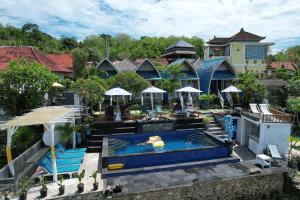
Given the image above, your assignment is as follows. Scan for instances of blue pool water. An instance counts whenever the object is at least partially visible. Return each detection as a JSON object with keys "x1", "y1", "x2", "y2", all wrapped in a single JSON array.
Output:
[{"x1": 110, "y1": 131, "x2": 219, "y2": 156}]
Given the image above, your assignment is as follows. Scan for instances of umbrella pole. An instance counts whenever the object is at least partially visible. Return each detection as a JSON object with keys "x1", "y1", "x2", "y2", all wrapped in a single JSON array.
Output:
[{"x1": 151, "y1": 92, "x2": 154, "y2": 112}]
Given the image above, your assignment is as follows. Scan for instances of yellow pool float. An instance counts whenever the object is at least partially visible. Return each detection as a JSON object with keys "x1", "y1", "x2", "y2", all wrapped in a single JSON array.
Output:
[
  {"x1": 108, "y1": 163, "x2": 124, "y2": 170},
  {"x1": 153, "y1": 140, "x2": 165, "y2": 147}
]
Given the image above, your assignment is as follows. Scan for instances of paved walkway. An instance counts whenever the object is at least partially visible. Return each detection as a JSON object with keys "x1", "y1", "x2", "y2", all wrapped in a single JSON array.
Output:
[
  {"x1": 23, "y1": 153, "x2": 103, "y2": 200},
  {"x1": 106, "y1": 160, "x2": 290, "y2": 194}
]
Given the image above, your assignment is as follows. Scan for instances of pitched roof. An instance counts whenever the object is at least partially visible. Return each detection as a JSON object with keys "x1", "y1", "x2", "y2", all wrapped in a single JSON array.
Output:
[
  {"x1": 114, "y1": 58, "x2": 136, "y2": 72},
  {"x1": 165, "y1": 40, "x2": 195, "y2": 51},
  {"x1": 267, "y1": 61, "x2": 297, "y2": 71},
  {"x1": 0, "y1": 46, "x2": 72, "y2": 73},
  {"x1": 135, "y1": 58, "x2": 169, "y2": 66},
  {"x1": 208, "y1": 28, "x2": 266, "y2": 45},
  {"x1": 46, "y1": 53, "x2": 73, "y2": 72}
]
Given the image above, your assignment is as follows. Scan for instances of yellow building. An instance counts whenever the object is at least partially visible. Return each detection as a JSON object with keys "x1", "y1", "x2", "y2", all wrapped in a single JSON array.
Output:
[{"x1": 204, "y1": 28, "x2": 274, "y2": 74}]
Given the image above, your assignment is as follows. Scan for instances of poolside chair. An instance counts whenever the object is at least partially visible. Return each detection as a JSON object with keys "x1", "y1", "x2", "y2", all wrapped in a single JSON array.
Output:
[
  {"x1": 259, "y1": 104, "x2": 273, "y2": 115},
  {"x1": 47, "y1": 150, "x2": 84, "y2": 160},
  {"x1": 56, "y1": 143, "x2": 86, "y2": 153},
  {"x1": 155, "y1": 105, "x2": 167, "y2": 117},
  {"x1": 140, "y1": 105, "x2": 148, "y2": 116},
  {"x1": 105, "y1": 106, "x2": 114, "y2": 120},
  {"x1": 40, "y1": 156, "x2": 80, "y2": 174},
  {"x1": 249, "y1": 103, "x2": 260, "y2": 114},
  {"x1": 267, "y1": 144, "x2": 284, "y2": 166},
  {"x1": 44, "y1": 154, "x2": 82, "y2": 165}
]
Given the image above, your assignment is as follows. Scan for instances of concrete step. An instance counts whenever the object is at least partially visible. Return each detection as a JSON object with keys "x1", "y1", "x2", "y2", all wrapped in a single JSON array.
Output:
[
  {"x1": 84, "y1": 140, "x2": 102, "y2": 146},
  {"x1": 208, "y1": 127, "x2": 223, "y2": 131},
  {"x1": 86, "y1": 146, "x2": 101, "y2": 153}
]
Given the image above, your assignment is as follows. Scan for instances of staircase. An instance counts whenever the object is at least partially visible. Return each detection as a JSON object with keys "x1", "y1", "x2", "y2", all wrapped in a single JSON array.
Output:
[
  {"x1": 82, "y1": 121, "x2": 137, "y2": 153},
  {"x1": 203, "y1": 114, "x2": 228, "y2": 141}
]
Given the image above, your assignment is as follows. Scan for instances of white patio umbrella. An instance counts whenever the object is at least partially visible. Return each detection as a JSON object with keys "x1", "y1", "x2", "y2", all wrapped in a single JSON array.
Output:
[
  {"x1": 52, "y1": 82, "x2": 64, "y2": 88},
  {"x1": 221, "y1": 85, "x2": 241, "y2": 108},
  {"x1": 176, "y1": 86, "x2": 202, "y2": 108},
  {"x1": 141, "y1": 86, "x2": 166, "y2": 112},
  {"x1": 221, "y1": 85, "x2": 241, "y2": 93},
  {"x1": 105, "y1": 87, "x2": 132, "y2": 121}
]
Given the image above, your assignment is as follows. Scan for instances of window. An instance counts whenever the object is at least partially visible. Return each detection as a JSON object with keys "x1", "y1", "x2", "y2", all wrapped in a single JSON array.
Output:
[
  {"x1": 254, "y1": 60, "x2": 257, "y2": 64},
  {"x1": 245, "y1": 60, "x2": 249, "y2": 64},
  {"x1": 245, "y1": 45, "x2": 267, "y2": 59}
]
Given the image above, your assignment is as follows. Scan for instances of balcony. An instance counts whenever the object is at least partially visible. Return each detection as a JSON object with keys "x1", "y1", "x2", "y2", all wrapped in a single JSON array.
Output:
[{"x1": 242, "y1": 108, "x2": 292, "y2": 124}]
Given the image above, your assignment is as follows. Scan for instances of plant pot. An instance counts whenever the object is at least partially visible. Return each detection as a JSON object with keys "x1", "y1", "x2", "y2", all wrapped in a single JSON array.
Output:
[
  {"x1": 59, "y1": 187, "x2": 65, "y2": 195},
  {"x1": 93, "y1": 182, "x2": 99, "y2": 191},
  {"x1": 40, "y1": 188, "x2": 47, "y2": 198},
  {"x1": 86, "y1": 127, "x2": 92, "y2": 136},
  {"x1": 77, "y1": 183, "x2": 84, "y2": 193},
  {"x1": 19, "y1": 191, "x2": 27, "y2": 200}
]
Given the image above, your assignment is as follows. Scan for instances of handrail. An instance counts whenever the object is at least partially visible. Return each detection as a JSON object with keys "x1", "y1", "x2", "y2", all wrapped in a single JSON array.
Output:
[{"x1": 242, "y1": 109, "x2": 292, "y2": 124}]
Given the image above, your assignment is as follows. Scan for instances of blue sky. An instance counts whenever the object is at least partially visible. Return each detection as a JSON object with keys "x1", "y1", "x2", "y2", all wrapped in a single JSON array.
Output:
[{"x1": 0, "y1": 0, "x2": 300, "y2": 53}]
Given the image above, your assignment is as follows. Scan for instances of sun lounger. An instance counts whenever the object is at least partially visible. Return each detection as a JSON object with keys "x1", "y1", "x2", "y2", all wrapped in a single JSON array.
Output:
[
  {"x1": 249, "y1": 103, "x2": 260, "y2": 114},
  {"x1": 46, "y1": 150, "x2": 84, "y2": 160},
  {"x1": 155, "y1": 105, "x2": 167, "y2": 117},
  {"x1": 40, "y1": 157, "x2": 80, "y2": 174},
  {"x1": 259, "y1": 104, "x2": 273, "y2": 115},
  {"x1": 45, "y1": 154, "x2": 82, "y2": 165},
  {"x1": 56, "y1": 143, "x2": 86, "y2": 153},
  {"x1": 267, "y1": 144, "x2": 284, "y2": 166}
]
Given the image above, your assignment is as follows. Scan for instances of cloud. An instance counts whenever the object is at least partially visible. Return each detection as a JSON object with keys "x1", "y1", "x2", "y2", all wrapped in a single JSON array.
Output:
[{"x1": 0, "y1": 0, "x2": 300, "y2": 52}]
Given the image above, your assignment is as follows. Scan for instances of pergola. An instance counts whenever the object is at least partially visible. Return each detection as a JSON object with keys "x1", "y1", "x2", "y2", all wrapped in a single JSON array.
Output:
[{"x1": 0, "y1": 106, "x2": 81, "y2": 182}]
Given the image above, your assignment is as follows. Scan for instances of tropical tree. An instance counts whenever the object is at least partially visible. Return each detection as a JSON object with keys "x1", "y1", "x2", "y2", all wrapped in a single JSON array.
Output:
[
  {"x1": 0, "y1": 59, "x2": 57, "y2": 115},
  {"x1": 71, "y1": 76, "x2": 107, "y2": 113},
  {"x1": 72, "y1": 48, "x2": 88, "y2": 79},
  {"x1": 157, "y1": 64, "x2": 184, "y2": 99},
  {"x1": 287, "y1": 97, "x2": 300, "y2": 127},
  {"x1": 106, "y1": 71, "x2": 150, "y2": 95},
  {"x1": 235, "y1": 71, "x2": 268, "y2": 107},
  {"x1": 12, "y1": 127, "x2": 36, "y2": 154},
  {"x1": 199, "y1": 94, "x2": 217, "y2": 109}
]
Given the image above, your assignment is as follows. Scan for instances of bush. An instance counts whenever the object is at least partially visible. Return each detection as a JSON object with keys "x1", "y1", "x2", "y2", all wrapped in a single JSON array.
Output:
[{"x1": 12, "y1": 127, "x2": 36, "y2": 156}]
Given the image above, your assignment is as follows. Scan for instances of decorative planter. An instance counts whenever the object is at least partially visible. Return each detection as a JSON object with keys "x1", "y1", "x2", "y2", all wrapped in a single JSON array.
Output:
[
  {"x1": 93, "y1": 182, "x2": 99, "y2": 191},
  {"x1": 19, "y1": 191, "x2": 27, "y2": 200},
  {"x1": 86, "y1": 126, "x2": 92, "y2": 136},
  {"x1": 59, "y1": 187, "x2": 65, "y2": 195},
  {"x1": 77, "y1": 183, "x2": 84, "y2": 193},
  {"x1": 40, "y1": 188, "x2": 47, "y2": 198}
]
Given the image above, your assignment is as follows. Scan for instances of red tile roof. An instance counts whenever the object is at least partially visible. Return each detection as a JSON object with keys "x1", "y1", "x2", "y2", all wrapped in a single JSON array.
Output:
[
  {"x1": 208, "y1": 28, "x2": 266, "y2": 45},
  {"x1": 0, "y1": 46, "x2": 72, "y2": 73},
  {"x1": 268, "y1": 62, "x2": 297, "y2": 71},
  {"x1": 46, "y1": 53, "x2": 73, "y2": 73}
]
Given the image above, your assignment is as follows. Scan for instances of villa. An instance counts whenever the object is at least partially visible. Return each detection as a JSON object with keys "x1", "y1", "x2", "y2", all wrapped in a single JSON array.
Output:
[{"x1": 204, "y1": 28, "x2": 274, "y2": 74}]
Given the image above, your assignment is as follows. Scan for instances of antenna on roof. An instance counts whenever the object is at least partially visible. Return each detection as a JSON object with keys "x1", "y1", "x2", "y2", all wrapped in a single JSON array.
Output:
[{"x1": 105, "y1": 34, "x2": 109, "y2": 59}]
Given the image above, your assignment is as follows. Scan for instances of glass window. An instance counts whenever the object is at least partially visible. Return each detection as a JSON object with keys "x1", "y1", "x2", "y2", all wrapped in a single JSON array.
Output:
[{"x1": 245, "y1": 45, "x2": 267, "y2": 59}]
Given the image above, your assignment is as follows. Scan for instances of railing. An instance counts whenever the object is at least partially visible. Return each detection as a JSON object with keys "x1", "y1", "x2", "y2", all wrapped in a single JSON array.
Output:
[{"x1": 242, "y1": 108, "x2": 292, "y2": 124}]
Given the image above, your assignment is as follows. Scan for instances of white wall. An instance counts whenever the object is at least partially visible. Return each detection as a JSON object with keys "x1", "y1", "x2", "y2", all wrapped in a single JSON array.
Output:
[{"x1": 259, "y1": 123, "x2": 291, "y2": 156}]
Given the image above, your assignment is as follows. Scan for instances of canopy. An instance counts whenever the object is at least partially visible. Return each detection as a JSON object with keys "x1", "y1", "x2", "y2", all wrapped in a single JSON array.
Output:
[
  {"x1": 52, "y1": 82, "x2": 64, "y2": 88},
  {"x1": 141, "y1": 86, "x2": 166, "y2": 94},
  {"x1": 105, "y1": 87, "x2": 132, "y2": 96},
  {"x1": 221, "y1": 85, "x2": 241, "y2": 93},
  {"x1": 176, "y1": 86, "x2": 202, "y2": 93}
]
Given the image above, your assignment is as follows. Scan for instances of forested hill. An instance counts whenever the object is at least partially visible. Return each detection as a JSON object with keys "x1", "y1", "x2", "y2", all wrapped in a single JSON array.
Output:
[{"x1": 0, "y1": 23, "x2": 204, "y2": 62}]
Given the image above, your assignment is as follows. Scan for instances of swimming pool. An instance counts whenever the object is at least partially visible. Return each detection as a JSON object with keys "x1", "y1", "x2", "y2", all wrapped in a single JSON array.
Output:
[
  {"x1": 102, "y1": 130, "x2": 236, "y2": 176},
  {"x1": 110, "y1": 131, "x2": 219, "y2": 156}
]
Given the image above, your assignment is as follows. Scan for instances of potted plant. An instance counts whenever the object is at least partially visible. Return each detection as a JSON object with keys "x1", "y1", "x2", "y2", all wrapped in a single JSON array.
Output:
[
  {"x1": 18, "y1": 176, "x2": 30, "y2": 200},
  {"x1": 76, "y1": 170, "x2": 85, "y2": 193},
  {"x1": 39, "y1": 176, "x2": 47, "y2": 198},
  {"x1": 57, "y1": 175, "x2": 65, "y2": 195},
  {"x1": 90, "y1": 170, "x2": 99, "y2": 190},
  {"x1": 203, "y1": 116, "x2": 212, "y2": 130},
  {"x1": 83, "y1": 117, "x2": 93, "y2": 136}
]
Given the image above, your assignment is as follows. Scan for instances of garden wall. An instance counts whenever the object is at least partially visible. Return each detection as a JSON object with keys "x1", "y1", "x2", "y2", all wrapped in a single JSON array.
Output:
[{"x1": 51, "y1": 171, "x2": 288, "y2": 200}]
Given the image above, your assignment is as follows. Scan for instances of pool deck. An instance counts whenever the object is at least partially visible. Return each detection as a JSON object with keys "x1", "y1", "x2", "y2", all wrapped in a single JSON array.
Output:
[{"x1": 105, "y1": 160, "x2": 291, "y2": 195}]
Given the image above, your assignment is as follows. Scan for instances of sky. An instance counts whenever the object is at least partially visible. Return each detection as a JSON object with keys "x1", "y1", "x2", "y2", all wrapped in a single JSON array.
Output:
[{"x1": 0, "y1": 0, "x2": 300, "y2": 53}]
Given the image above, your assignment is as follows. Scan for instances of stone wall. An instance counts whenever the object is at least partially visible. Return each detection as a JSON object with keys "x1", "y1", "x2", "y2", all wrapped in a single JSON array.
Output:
[
  {"x1": 51, "y1": 171, "x2": 288, "y2": 200},
  {"x1": 137, "y1": 119, "x2": 176, "y2": 133}
]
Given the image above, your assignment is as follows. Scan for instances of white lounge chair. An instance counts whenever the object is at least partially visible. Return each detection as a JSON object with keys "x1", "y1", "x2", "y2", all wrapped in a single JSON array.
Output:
[
  {"x1": 249, "y1": 103, "x2": 260, "y2": 114},
  {"x1": 259, "y1": 104, "x2": 273, "y2": 115},
  {"x1": 267, "y1": 144, "x2": 284, "y2": 166}
]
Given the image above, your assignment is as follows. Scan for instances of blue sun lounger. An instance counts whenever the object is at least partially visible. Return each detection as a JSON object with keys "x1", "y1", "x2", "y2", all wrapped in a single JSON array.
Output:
[
  {"x1": 44, "y1": 154, "x2": 82, "y2": 165},
  {"x1": 46, "y1": 150, "x2": 84, "y2": 160},
  {"x1": 56, "y1": 143, "x2": 87, "y2": 153},
  {"x1": 40, "y1": 157, "x2": 80, "y2": 174}
]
